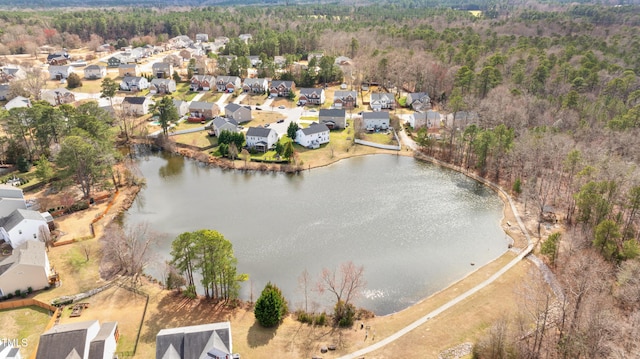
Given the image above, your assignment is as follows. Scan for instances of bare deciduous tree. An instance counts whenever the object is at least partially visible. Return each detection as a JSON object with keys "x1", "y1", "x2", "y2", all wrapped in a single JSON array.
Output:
[
  {"x1": 317, "y1": 261, "x2": 366, "y2": 319},
  {"x1": 102, "y1": 221, "x2": 158, "y2": 287}
]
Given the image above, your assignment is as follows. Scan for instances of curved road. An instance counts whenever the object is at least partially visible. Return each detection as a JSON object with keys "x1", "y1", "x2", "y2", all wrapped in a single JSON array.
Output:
[{"x1": 338, "y1": 133, "x2": 533, "y2": 359}]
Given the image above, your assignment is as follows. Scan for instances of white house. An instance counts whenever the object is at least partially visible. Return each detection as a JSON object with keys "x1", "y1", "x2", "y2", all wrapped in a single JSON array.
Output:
[
  {"x1": 411, "y1": 110, "x2": 441, "y2": 129},
  {"x1": 4, "y1": 96, "x2": 31, "y2": 111},
  {"x1": 36, "y1": 320, "x2": 119, "y2": 359},
  {"x1": 0, "y1": 241, "x2": 52, "y2": 297},
  {"x1": 0, "y1": 185, "x2": 27, "y2": 218},
  {"x1": 370, "y1": 92, "x2": 394, "y2": 111},
  {"x1": 0, "y1": 208, "x2": 49, "y2": 249},
  {"x1": 83, "y1": 65, "x2": 107, "y2": 80},
  {"x1": 318, "y1": 108, "x2": 346, "y2": 129},
  {"x1": 48, "y1": 65, "x2": 73, "y2": 80},
  {"x1": 296, "y1": 122, "x2": 330, "y2": 149},
  {"x1": 156, "y1": 322, "x2": 234, "y2": 359},
  {"x1": 173, "y1": 99, "x2": 190, "y2": 117},
  {"x1": 41, "y1": 88, "x2": 75, "y2": 106},
  {"x1": 122, "y1": 96, "x2": 152, "y2": 116},
  {"x1": 120, "y1": 76, "x2": 149, "y2": 92},
  {"x1": 246, "y1": 127, "x2": 278, "y2": 152},
  {"x1": 362, "y1": 111, "x2": 390, "y2": 131}
]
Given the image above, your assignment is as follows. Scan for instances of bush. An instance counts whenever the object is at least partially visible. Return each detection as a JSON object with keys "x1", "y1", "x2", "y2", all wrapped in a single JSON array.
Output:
[
  {"x1": 27, "y1": 287, "x2": 33, "y2": 294},
  {"x1": 66, "y1": 73, "x2": 83, "y2": 88},
  {"x1": 7, "y1": 293, "x2": 13, "y2": 299},
  {"x1": 66, "y1": 201, "x2": 89, "y2": 214},
  {"x1": 296, "y1": 311, "x2": 327, "y2": 326},
  {"x1": 254, "y1": 282, "x2": 288, "y2": 328},
  {"x1": 21, "y1": 292, "x2": 27, "y2": 298},
  {"x1": 14, "y1": 289, "x2": 21, "y2": 297},
  {"x1": 335, "y1": 300, "x2": 356, "y2": 327}
]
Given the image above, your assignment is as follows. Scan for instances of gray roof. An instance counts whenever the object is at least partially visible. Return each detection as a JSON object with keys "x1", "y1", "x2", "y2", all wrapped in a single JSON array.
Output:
[
  {"x1": 225, "y1": 103, "x2": 243, "y2": 113},
  {"x1": 242, "y1": 78, "x2": 265, "y2": 86},
  {"x1": 299, "y1": 88, "x2": 323, "y2": 96},
  {"x1": 216, "y1": 76, "x2": 240, "y2": 84},
  {"x1": 271, "y1": 80, "x2": 294, "y2": 89},
  {"x1": 84, "y1": 65, "x2": 105, "y2": 71},
  {"x1": 192, "y1": 75, "x2": 215, "y2": 82},
  {"x1": 246, "y1": 126, "x2": 273, "y2": 138},
  {"x1": 122, "y1": 76, "x2": 145, "y2": 85},
  {"x1": 301, "y1": 122, "x2": 329, "y2": 136},
  {"x1": 88, "y1": 322, "x2": 117, "y2": 359},
  {"x1": 0, "y1": 208, "x2": 46, "y2": 232},
  {"x1": 334, "y1": 90, "x2": 357, "y2": 98},
  {"x1": 122, "y1": 96, "x2": 148, "y2": 105},
  {"x1": 212, "y1": 116, "x2": 238, "y2": 129},
  {"x1": 371, "y1": 93, "x2": 393, "y2": 102},
  {"x1": 362, "y1": 111, "x2": 389, "y2": 120},
  {"x1": 118, "y1": 64, "x2": 137, "y2": 69},
  {"x1": 152, "y1": 62, "x2": 171, "y2": 70},
  {"x1": 5, "y1": 96, "x2": 31, "y2": 110},
  {"x1": 0, "y1": 185, "x2": 24, "y2": 199},
  {"x1": 150, "y1": 78, "x2": 173, "y2": 86},
  {"x1": 319, "y1": 108, "x2": 345, "y2": 117},
  {"x1": 0, "y1": 238, "x2": 47, "y2": 276},
  {"x1": 36, "y1": 320, "x2": 98, "y2": 359},
  {"x1": 156, "y1": 322, "x2": 232, "y2": 359},
  {"x1": 173, "y1": 99, "x2": 187, "y2": 108},
  {"x1": 189, "y1": 101, "x2": 215, "y2": 110}
]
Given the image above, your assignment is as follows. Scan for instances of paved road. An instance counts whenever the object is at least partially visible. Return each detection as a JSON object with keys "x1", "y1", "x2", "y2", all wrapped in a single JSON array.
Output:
[{"x1": 338, "y1": 155, "x2": 534, "y2": 359}]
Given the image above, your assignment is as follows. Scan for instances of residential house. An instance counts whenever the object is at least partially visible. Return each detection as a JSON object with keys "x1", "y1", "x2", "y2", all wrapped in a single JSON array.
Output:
[
  {"x1": 215, "y1": 76, "x2": 241, "y2": 93},
  {"x1": 411, "y1": 110, "x2": 441, "y2": 129},
  {"x1": 168, "y1": 35, "x2": 193, "y2": 49},
  {"x1": 269, "y1": 80, "x2": 295, "y2": 97},
  {"x1": 122, "y1": 97, "x2": 152, "y2": 116},
  {"x1": 120, "y1": 76, "x2": 149, "y2": 92},
  {"x1": 242, "y1": 78, "x2": 268, "y2": 94},
  {"x1": 445, "y1": 111, "x2": 479, "y2": 129},
  {"x1": 0, "y1": 208, "x2": 49, "y2": 249},
  {"x1": 96, "y1": 43, "x2": 112, "y2": 53},
  {"x1": 333, "y1": 90, "x2": 358, "y2": 110},
  {"x1": 156, "y1": 322, "x2": 234, "y2": 359},
  {"x1": 149, "y1": 78, "x2": 176, "y2": 95},
  {"x1": 406, "y1": 92, "x2": 431, "y2": 112},
  {"x1": 179, "y1": 49, "x2": 197, "y2": 61},
  {"x1": 211, "y1": 117, "x2": 239, "y2": 137},
  {"x1": 273, "y1": 56, "x2": 286, "y2": 68},
  {"x1": 239, "y1": 34, "x2": 253, "y2": 43},
  {"x1": 0, "y1": 241, "x2": 52, "y2": 298},
  {"x1": 370, "y1": 92, "x2": 395, "y2": 111},
  {"x1": 163, "y1": 54, "x2": 183, "y2": 68},
  {"x1": 362, "y1": 111, "x2": 390, "y2": 130},
  {"x1": 224, "y1": 103, "x2": 251, "y2": 123},
  {"x1": 296, "y1": 122, "x2": 330, "y2": 149},
  {"x1": 0, "y1": 66, "x2": 26, "y2": 82},
  {"x1": 48, "y1": 65, "x2": 73, "y2": 80},
  {"x1": 190, "y1": 75, "x2": 216, "y2": 91},
  {"x1": 152, "y1": 62, "x2": 173, "y2": 79},
  {"x1": 195, "y1": 33, "x2": 209, "y2": 42},
  {"x1": 41, "y1": 88, "x2": 75, "y2": 106},
  {"x1": 0, "y1": 185, "x2": 26, "y2": 218},
  {"x1": 191, "y1": 56, "x2": 209, "y2": 75},
  {"x1": 173, "y1": 99, "x2": 190, "y2": 117},
  {"x1": 36, "y1": 320, "x2": 119, "y2": 359},
  {"x1": 318, "y1": 108, "x2": 347, "y2": 129},
  {"x1": 246, "y1": 127, "x2": 278, "y2": 152},
  {"x1": 0, "y1": 84, "x2": 9, "y2": 101},
  {"x1": 247, "y1": 56, "x2": 261, "y2": 67},
  {"x1": 107, "y1": 55, "x2": 125, "y2": 68},
  {"x1": 118, "y1": 64, "x2": 139, "y2": 77},
  {"x1": 298, "y1": 88, "x2": 325, "y2": 106},
  {"x1": 188, "y1": 101, "x2": 219, "y2": 121},
  {"x1": 129, "y1": 47, "x2": 150, "y2": 60},
  {"x1": 4, "y1": 96, "x2": 31, "y2": 111},
  {"x1": 0, "y1": 342, "x2": 20, "y2": 359},
  {"x1": 47, "y1": 51, "x2": 70, "y2": 65},
  {"x1": 83, "y1": 65, "x2": 106, "y2": 80}
]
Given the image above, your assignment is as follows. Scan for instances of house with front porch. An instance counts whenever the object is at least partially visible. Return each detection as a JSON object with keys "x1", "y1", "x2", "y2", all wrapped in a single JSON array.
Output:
[
  {"x1": 362, "y1": 111, "x2": 389, "y2": 131},
  {"x1": 296, "y1": 122, "x2": 330, "y2": 149},
  {"x1": 211, "y1": 117, "x2": 239, "y2": 137},
  {"x1": 298, "y1": 88, "x2": 325, "y2": 106},
  {"x1": 48, "y1": 65, "x2": 73, "y2": 80},
  {"x1": 190, "y1": 75, "x2": 216, "y2": 91},
  {"x1": 318, "y1": 108, "x2": 346, "y2": 129},
  {"x1": 224, "y1": 103, "x2": 251, "y2": 123},
  {"x1": 118, "y1": 64, "x2": 139, "y2": 77},
  {"x1": 246, "y1": 127, "x2": 278, "y2": 152},
  {"x1": 84, "y1": 65, "x2": 106, "y2": 79},
  {"x1": 370, "y1": 92, "x2": 395, "y2": 111},
  {"x1": 120, "y1": 76, "x2": 149, "y2": 92},
  {"x1": 242, "y1": 78, "x2": 268, "y2": 94},
  {"x1": 149, "y1": 78, "x2": 176, "y2": 95},
  {"x1": 188, "y1": 101, "x2": 219, "y2": 121},
  {"x1": 270, "y1": 80, "x2": 295, "y2": 97},
  {"x1": 121, "y1": 96, "x2": 152, "y2": 116},
  {"x1": 333, "y1": 90, "x2": 358, "y2": 110},
  {"x1": 215, "y1": 76, "x2": 241, "y2": 93}
]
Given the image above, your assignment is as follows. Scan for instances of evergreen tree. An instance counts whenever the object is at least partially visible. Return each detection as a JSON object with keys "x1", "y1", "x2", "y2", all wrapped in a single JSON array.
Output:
[{"x1": 254, "y1": 282, "x2": 288, "y2": 328}]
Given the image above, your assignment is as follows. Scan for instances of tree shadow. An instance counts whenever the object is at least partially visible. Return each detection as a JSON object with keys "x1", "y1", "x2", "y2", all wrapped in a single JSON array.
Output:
[{"x1": 247, "y1": 321, "x2": 277, "y2": 348}]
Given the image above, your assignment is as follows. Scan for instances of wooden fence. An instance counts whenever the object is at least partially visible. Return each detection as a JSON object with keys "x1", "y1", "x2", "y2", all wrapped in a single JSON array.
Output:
[{"x1": 0, "y1": 298, "x2": 60, "y2": 359}]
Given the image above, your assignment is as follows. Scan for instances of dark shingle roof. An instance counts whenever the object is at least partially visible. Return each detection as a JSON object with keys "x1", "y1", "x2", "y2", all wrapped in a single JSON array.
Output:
[
  {"x1": 225, "y1": 103, "x2": 242, "y2": 113},
  {"x1": 156, "y1": 322, "x2": 232, "y2": 359},
  {"x1": 0, "y1": 208, "x2": 45, "y2": 232},
  {"x1": 122, "y1": 97, "x2": 147, "y2": 105},
  {"x1": 36, "y1": 320, "x2": 98, "y2": 359},
  {"x1": 319, "y1": 109, "x2": 345, "y2": 117},
  {"x1": 246, "y1": 127, "x2": 273, "y2": 138},
  {"x1": 88, "y1": 322, "x2": 117, "y2": 359},
  {"x1": 362, "y1": 112, "x2": 389, "y2": 120},
  {"x1": 301, "y1": 122, "x2": 329, "y2": 136}
]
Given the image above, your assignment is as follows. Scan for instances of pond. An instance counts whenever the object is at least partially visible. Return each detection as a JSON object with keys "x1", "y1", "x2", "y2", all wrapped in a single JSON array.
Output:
[{"x1": 125, "y1": 150, "x2": 509, "y2": 315}]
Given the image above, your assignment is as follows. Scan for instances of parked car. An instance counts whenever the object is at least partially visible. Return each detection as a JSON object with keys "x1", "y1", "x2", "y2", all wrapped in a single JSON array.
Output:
[
  {"x1": 264, "y1": 123, "x2": 270, "y2": 127},
  {"x1": 278, "y1": 105, "x2": 285, "y2": 109},
  {"x1": 256, "y1": 107, "x2": 262, "y2": 110},
  {"x1": 277, "y1": 119, "x2": 285, "y2": 123}
]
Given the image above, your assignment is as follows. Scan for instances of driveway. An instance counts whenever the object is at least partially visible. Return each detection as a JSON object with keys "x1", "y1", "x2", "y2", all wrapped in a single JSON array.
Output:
[{"x1": 263, "y1": 106, "x2": 304, "y2": 138}]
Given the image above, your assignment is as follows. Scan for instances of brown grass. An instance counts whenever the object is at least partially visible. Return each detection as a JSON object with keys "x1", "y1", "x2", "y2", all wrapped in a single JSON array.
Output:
[{"x1": 0, "y1": 306, "x2": 51, "y2": 358}]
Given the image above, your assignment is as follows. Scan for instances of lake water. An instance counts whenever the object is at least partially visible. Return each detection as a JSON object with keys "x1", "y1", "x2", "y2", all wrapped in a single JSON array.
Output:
[{"x1": 125, "y1": 150, "x2": 508, "y2": 315}]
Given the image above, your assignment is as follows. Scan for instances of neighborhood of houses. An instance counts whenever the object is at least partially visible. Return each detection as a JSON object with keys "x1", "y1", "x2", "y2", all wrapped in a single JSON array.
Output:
[{"x1": 0, "y1": 31, "x2": 477, "y2": 359}]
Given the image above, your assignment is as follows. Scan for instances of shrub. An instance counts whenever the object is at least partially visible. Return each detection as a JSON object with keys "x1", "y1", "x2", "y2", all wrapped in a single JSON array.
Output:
[
  {"x1": 254, "y1": 282, "x2": 288, "y2": 328},
  {"x1": 335, "y1": 300, "x2": 356, "y2": 327},
  {"x1": 183, "y1": 285, "x2": 197, "y2": 299},
  {"x1": 7, "y1": 293, "x2": 13, "y2": 299},
  {"x1": 27, "y1": 287, "x2": 33, "y2": 294},
  {"x1": 66, "y1": 73, "x2": 83, "y2": 88},
  {"x1": 14, "y1": 289, "x2": 21, "y2": 297},
  {"x1": 21, "y1": 292, "x2": 27, "y2": 298}
]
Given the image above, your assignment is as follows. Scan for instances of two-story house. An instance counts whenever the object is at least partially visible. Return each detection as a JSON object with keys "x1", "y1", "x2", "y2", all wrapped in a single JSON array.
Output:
[
  {"x1": 215, "y1": 76, "x2": 242, "y2": 93},
  {"x1": 318, "y1": 108, "x2": 347, "y2": 129},
  {"x1": 152, "y1": 62, "x2": 173, "y2": 79},
  {"x1": 362, "y1": 111, "x2": 390, "y2": 131},
  {"x1": 121, "y1": 96, "x2": 152, "y2": 116},
  {"x1": 246, "y1": 127, "x2": 278, "y2": 152},
  {"x1": 333, "y1": 90, "x2": 358, "y2": 110},
  {"x1": 84, "y1": 65, "x2": 107, "y2": 79},
  {"x1": 370, "y1": 93, "x2": 395, "y2": 111},
  {"x1": 120, "y1": 76, "x2": 149, "y2": 92},
  {"x1": 149, "y1": 79, "x2": 176, "y2": 95},
  {"x1": 298, "y1": 88, "x2": 325, "y2": 106},
  {"x1": 224, "y1": 103, "x2": 251, "y2": 123},
  {"x1": 190, "y1": 75, "x2": 216, "y2": 91},
  {"x1": 270, "y1": 81, "x2": 295, "y2": 97},
  {"x1": 118, "y1": 64, "x2": 139, "y2": 77},
  {"x1": 296, "y1": 122, "x2": 330, "y2": 149},
  {"x1": 242, "y1": 78, "x2": 268, "y2": 94}
]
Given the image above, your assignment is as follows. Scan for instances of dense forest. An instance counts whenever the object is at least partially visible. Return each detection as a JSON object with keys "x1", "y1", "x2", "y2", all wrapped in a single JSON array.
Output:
[{"x1": 3, "y1": 0, "x2": 640, "y2": 356}]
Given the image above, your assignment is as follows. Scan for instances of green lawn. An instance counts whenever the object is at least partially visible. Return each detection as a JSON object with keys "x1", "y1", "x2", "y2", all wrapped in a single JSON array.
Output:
[
  {"x1": 171, "y1": 131, "x2": 217, "y2": 149},
  {"x1": 360, "y1": 131, "x2": 397, "y2": 145},
  {"x1": 172, "y1": 82, "x2": 198, "y2": 102},
  {"x1": 198, "y1": 92, "x2": 222, "y2": 103},
  {"x1": 0, "y1": 306, "x2": 52, "y2": 359}
]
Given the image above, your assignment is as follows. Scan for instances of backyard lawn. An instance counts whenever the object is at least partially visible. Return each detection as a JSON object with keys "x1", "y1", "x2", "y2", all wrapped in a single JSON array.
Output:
[
  {"x1": 171, "y1": 131, "x2": 217, "y2": 149},
  {"x1": 240, "y1": 94, "x2": 269, "y2": 106},
  {"x1": 360, "y1": 131, "x2": 398, "y2": 145},
  {"x1": 0, "y1": 306, "x2": 52, "y2": 358}
]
